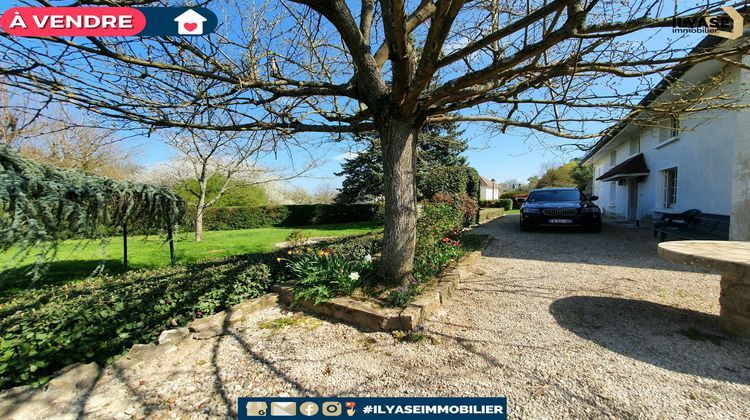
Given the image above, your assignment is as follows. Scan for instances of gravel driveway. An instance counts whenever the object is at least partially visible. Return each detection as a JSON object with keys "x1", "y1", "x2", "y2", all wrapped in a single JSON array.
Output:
[{"x1": 3, "y1": 215, "x2": 750, "y2": 419}]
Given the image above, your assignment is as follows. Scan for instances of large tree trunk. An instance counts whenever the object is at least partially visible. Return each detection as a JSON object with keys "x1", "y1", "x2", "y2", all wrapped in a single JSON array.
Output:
[{"x1": 380, "y1": 116, "x2": 419, "y2": 286}]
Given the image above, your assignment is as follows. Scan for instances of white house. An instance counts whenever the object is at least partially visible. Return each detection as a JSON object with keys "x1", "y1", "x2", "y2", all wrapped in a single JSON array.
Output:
[
  {"x1": 174, "y1": 9, "x2": 207, "y2": 35},
  {"x1": 479, "y1": 176, "x2": 502, "y2": 201},
  {"x1": 581, "y1": 32, "x2": 750, "y2": 234}
]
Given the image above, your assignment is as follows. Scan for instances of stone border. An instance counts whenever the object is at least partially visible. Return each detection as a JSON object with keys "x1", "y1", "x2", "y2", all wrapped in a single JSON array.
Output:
[
  {"x1": 0, "y1": 293, "x2": 281, "y2": 413},
  {"x1": 273, "y1": 237, "x2": 489, "y2": 331}
]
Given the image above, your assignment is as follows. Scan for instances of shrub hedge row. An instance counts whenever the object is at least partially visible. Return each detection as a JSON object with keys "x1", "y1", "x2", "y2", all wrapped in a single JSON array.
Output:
[
  {"x1": 182, "y1": 204, "x2": 385, "y2": 231},
  {"x1": 480, "y1": 198, "x2": 513, "y2": 210}
]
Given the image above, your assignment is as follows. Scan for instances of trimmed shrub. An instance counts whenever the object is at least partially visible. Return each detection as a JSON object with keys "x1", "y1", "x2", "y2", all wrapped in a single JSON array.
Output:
[
  {"x1": 182, "y1": 204, "x2": 385, "y2": 231},
  {"x1": 421, "y1": 166, "x2": 480, "y2": 199},
  {"x1": 415, "y1": 202, "x2": 463, "y2": 257},
  {"x1": 420, "y1": 166, "x2": 468, "y2": 200},
  {"x1": 430, "y1": 193, "x2": 478, "y2": 227},
  {"x1": 500, "y1": 192, "x2": 526, "y2": 209},
  {"x1": 420, "y1": 166, "x2": 480, "y2": 223}
]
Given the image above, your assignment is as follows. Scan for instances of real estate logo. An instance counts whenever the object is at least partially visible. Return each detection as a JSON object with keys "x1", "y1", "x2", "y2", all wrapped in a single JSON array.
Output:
[
  {"x1": 0, "y1": 6, "x2": 217, "y2": 37},
  {"x1": 672, "y1": 6, "x2": 744, "y2": 40}
]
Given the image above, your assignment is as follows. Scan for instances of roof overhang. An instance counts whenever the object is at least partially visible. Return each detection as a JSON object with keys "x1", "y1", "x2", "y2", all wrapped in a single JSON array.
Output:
[
  {"x1": 596, "y1": 153, "x2": 650, "y2": 182},
  {"x1": 598, "y1": 173, "x2": 650, "y2": 182},
  {"x1": 581, "y1": 22, "x2": 750, "y2": 165}
]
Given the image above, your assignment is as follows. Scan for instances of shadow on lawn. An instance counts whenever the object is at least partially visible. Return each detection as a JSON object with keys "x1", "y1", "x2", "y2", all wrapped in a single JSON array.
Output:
[
  {"x1": 289, "y1": 221, "x2": 383, "y2": 231},
  {"x1": 550, "y1": 296, "x2": 750, "y2": 385},
  {"x1": 0, "y1": 260, "x2": 132, "y2": 299}
]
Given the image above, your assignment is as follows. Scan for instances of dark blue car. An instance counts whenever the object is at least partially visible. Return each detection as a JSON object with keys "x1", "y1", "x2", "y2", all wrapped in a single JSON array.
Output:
[{"x1": 520, "y1": 188, "x2": 602, "y2": 232}]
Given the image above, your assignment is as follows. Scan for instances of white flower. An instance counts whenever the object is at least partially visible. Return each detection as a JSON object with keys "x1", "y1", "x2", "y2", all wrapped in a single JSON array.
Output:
[
  {"x1": 364, "y1": 254, "x2": 372, "y2": 262},
  {"x1": 349, "y1": 272, "x2": 360, "y2": 281}
]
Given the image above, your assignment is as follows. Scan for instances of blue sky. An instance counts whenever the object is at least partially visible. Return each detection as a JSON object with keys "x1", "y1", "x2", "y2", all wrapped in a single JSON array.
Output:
[
  {"x1": 5, "y1": 0, "x2": 718, "y2": 193},
  {"x1": 131, "y1": 121, "x2": 587, "y2": 192}
]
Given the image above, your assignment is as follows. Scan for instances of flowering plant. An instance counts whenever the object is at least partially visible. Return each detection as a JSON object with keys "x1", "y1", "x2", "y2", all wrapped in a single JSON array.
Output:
[{"x1": 279, "y1": 248, "x2": 375, "y2": 303}]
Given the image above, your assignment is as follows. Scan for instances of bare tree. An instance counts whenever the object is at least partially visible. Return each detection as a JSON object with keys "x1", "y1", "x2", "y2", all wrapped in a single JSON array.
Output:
[
  {"x1": 2, "y1": 1, "x2": 750, "y2": 284},
  {"x1": 165, "y1": 129, "x2": 266, "y2": 242},
  {"x1": 1, "y1": 87, "x2": 140, "y2": 178},
  {"x1": 313, "y1": 182, "x2": 339, "y2": 204}
]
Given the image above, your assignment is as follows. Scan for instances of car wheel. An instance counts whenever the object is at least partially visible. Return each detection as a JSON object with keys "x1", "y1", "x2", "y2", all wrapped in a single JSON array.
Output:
[
  {"x1": 520, "y1": 222, "x2": 531, "y2": 231},
  {"x1": 588, "y1": 223, "x2": 602, "y2": 233}
]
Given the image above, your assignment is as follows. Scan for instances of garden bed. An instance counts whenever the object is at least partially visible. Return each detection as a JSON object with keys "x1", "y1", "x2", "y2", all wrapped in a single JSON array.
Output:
[{"x1": 273, "y1": 235, "x2": 489, "y2": 331}]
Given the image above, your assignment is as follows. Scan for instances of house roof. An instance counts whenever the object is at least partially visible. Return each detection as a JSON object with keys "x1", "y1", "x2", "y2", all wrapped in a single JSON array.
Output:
[
  {"x1": 581, "y1": 29, "x2": 735, "y2": 164},
  {"x1": 479, "y1": 176, "x2": 495, "y2": 186},
  {"x1": 596, "y1": 153, "x2": 650, "y2": 181},
  {"x1": 174, "y1": 9, "x2": 207, "y2": 22}
]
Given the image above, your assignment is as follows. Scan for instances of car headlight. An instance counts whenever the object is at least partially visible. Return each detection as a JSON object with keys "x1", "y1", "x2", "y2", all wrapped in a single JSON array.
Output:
[
  {"x1": 580, "y1": 207, "x2": 600, "y2": 214},
  {"x1": 522, "y1": 208, "x2": 540, "y2": 214}
]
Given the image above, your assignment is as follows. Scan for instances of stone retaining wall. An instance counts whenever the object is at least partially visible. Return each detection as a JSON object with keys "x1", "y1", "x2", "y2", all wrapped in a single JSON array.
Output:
[{"x1": 273, "y1": 248, "x2": 485, "y2": 332}]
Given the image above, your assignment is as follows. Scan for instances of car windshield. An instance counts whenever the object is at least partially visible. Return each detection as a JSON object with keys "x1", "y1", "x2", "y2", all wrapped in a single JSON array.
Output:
[{"x1": 528, "y1": 190, "x2": 582, "y2": 202}]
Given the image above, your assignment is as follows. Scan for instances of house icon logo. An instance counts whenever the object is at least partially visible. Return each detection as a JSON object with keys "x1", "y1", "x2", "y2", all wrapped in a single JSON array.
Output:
[{"x1": 174, "y1": 9, "x2": 207, "y2": 35}]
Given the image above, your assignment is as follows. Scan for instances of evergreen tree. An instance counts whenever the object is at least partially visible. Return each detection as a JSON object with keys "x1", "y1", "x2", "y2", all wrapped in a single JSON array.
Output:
[{"x1": 336, "y1": 121, "x2": 468, "y2": 203}]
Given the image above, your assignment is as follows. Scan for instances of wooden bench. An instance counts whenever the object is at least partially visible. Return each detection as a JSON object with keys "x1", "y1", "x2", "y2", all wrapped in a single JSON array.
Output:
[{"x1": 654, "y1": 212, "x2": 730, "y2": 241}]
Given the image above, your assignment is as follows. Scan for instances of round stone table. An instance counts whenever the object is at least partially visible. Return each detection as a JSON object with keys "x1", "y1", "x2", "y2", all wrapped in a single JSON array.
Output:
[{"x1": 658, "y1": 241, "x2": 750, "y2": 337}]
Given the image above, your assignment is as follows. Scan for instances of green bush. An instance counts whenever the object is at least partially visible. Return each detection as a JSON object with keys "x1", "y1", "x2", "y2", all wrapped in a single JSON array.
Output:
[
  {"x1": 496, "y1": 198, "x2": 513, "y2": 210},
  {"x1": 182, "y1": 204, "x2": 384, "y2": 231},
  {"x1": 421, "y1": 167, "x2": 469, "y2": 200},
  {"x1": 282, "y1": 241, "x2": 377, "y2": 304},
  {"x1": 500, "y1": 192, "x2": 526, "y2": 209},
  {"x1": 416, "y1": 202, "x2": 463, "y2": 257},
  {"x1": 420, "y1": 166, "x2": 480, "y2": 223},
  {"x1": 430, "y1": 193, "x2": 478, "y2": 227}
]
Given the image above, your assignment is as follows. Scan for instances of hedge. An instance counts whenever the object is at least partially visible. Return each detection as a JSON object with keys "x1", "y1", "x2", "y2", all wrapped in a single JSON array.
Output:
[
  {"x1": 480, "y1": 198, "x2": 513, "y2": 210},
  {"x1": 182, "y1": 204, "x2": 385, "y2": 231},
  {"x1": 420, "y1": 166, "x2": 480, "y2": 223}
]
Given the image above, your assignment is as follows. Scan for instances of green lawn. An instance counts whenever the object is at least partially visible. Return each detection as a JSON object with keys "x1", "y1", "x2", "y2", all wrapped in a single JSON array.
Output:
[{"x1": 0, "y1": 222, "x2": 382, "y2": 298}]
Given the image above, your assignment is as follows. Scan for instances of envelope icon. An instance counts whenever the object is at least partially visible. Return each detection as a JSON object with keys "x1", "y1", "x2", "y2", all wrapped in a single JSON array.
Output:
[{"x1": 271, "y1": 401, "x2": 297, "y2": 416}]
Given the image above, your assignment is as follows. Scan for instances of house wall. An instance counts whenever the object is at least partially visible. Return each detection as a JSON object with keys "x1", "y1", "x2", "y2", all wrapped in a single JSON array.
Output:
[
  {"x1": 479, "y1": 186, "x2": 501, "y2": 201},
  {"x1": 730, "y1": 54, "x2": 750, "y2": 240},
  {"x1": 590, "y1": 64, "x2": 740, "y2": 221}
]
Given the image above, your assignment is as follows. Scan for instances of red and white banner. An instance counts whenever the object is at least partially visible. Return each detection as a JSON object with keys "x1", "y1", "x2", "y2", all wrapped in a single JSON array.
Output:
[{"x1": 0, "y1": 7, "x2": 147, "y2": 37}]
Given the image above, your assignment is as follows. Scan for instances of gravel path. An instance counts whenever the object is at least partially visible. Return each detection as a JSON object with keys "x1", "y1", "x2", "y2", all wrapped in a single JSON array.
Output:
[{"x1": 4, "y1": 215, "x2": 750, "y2": 419}]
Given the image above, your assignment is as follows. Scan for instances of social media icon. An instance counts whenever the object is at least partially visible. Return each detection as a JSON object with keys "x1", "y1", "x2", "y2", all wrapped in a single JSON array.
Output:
[
  {"x1": 300, "y1": 401, "x2": 319, "y2": 416},
  {"x1": 345, "y1": 401, "x2": 356, "y2": 416},
  {"x1": 246, "y1": 401, "x2": 267, "y2": 416},
  {"x1": 271, "y1": 401, "x2": 297, "y2": 416},
  {"x1": 322, "y1": 401, "x2": 342, "y2": 416}
]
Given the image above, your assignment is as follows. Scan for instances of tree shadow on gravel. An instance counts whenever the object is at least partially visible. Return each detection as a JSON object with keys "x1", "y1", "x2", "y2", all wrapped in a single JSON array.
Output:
[
  {"x1": 550, "y1": 296, "x2": 750, "y2": 385},
  {"x1": 472, "y1": 216, "x2": 706, "y2": 273}
]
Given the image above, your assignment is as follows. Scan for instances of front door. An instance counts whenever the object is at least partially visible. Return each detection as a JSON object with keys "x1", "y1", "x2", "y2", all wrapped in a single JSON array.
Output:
[{"x1": 627, "y1": 179, "x2": 639, "y2": 221}]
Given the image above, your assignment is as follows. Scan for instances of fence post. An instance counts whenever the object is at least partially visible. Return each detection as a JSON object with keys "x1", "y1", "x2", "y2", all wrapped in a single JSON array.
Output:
[
  {"x1": 167, "y1": 225, "x2": 176, "y2": 266},
  {"x1": 122, "y1": 222, "x2": 128, "y2": 271}
]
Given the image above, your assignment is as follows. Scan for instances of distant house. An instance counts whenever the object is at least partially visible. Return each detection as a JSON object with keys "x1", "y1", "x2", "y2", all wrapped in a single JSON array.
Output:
[
  {"x1": 479, "y1": 176, "x2": 501, "y2": 201},
  {"x1": 581, "y1": 32, "x2": 750, "y2": 227}
]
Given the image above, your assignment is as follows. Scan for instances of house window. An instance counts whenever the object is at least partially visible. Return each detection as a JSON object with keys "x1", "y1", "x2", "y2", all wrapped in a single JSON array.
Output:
[
  {"x1": 629, "y1": 137, "x2": 640, "y2": 155},
  {"x1": 609, "y1": 182, "x2": 616, "y2": 206},
  {"x1": 659, "y1": 117, "x2": 680, "y2": 143},
  {"x1": 662, "y1": 168, "x2": 678, "y2": 208},
  {"x1": 609, "y1": 150, "x2": 617, "y2": 167}
]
